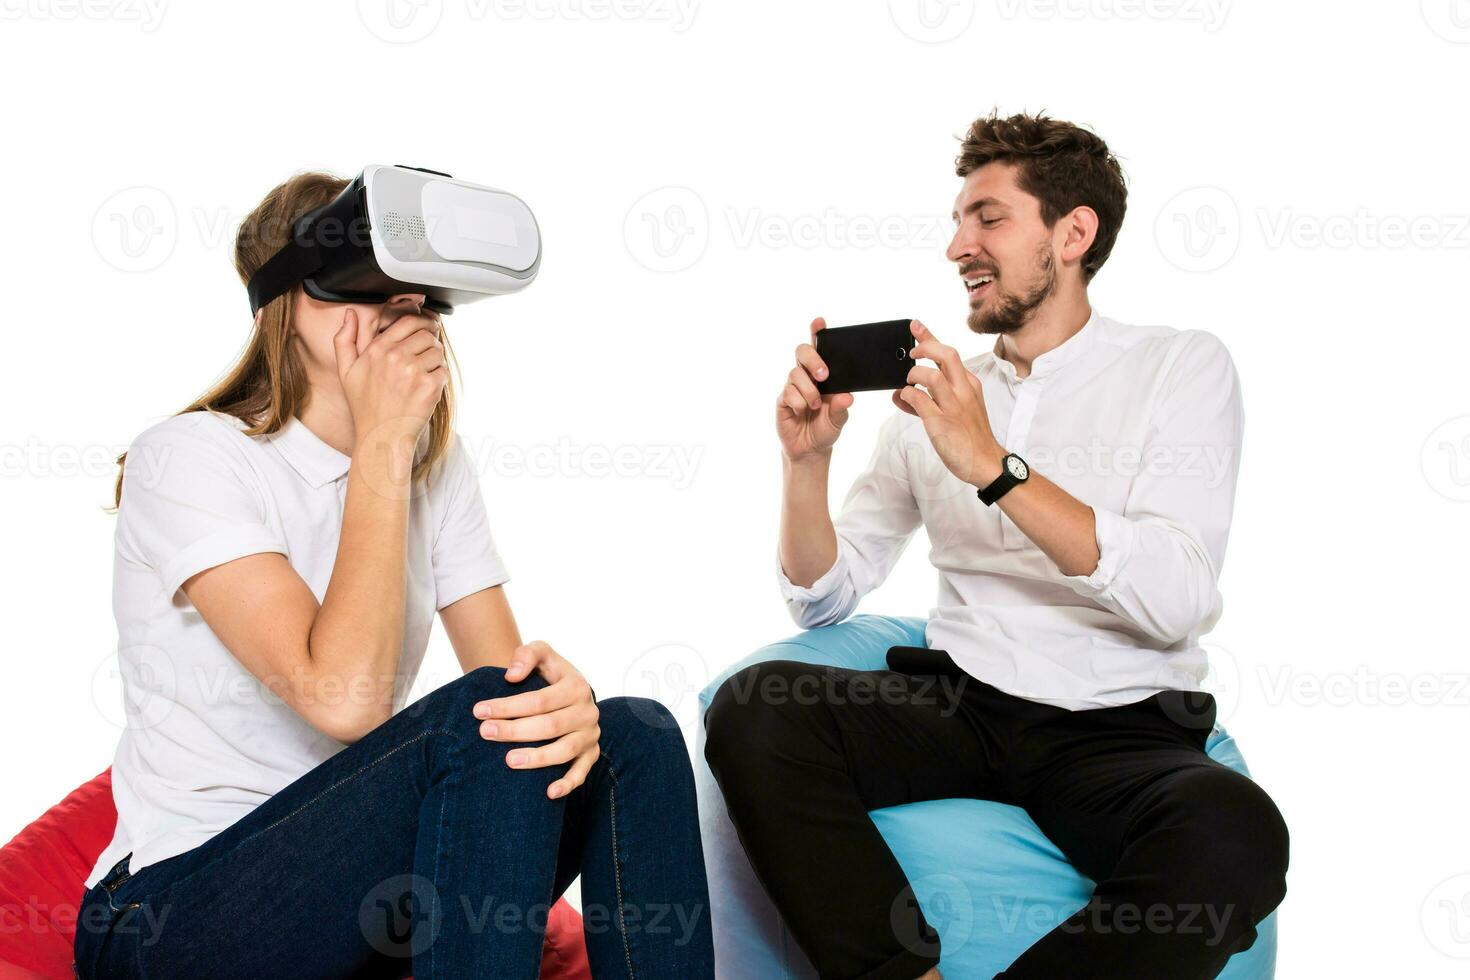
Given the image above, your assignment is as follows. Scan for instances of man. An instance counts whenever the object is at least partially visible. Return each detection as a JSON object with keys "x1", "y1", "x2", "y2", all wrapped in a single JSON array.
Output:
[{"x1": 704, "y1": 111, "x2": 1288, "y2": 979}]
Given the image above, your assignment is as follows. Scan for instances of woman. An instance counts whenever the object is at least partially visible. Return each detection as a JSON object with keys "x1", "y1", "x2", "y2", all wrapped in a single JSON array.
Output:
[{"x1": 72, "y1": 172, "x2": 714, "y2": 978}]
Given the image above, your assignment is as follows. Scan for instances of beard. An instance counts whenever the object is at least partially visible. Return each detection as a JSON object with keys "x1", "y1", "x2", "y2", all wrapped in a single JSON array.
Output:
[{"x1": 966, "y1": 242, "x2": 1057, "y2": 336}]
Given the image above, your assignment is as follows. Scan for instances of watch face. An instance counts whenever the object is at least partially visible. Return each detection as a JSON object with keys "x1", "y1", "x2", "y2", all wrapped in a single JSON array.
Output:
[{"x1": 1006, "y1": 455, "x2": 1029, "y2": 480}]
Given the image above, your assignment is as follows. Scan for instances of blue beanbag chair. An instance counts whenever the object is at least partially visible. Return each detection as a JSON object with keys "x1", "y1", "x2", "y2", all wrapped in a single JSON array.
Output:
[{"x1": 696, "y1": 614, "x2": 1278, "y2": 978}]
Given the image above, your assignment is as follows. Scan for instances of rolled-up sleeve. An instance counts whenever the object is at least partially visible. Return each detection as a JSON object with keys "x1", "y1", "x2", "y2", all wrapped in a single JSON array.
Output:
[
  {"x1": 779, "y1": 413, "x2": 924, "y2": 628},
  {"x1": 1062, "y1": 330, "x2": 1244, "y2": 645}
]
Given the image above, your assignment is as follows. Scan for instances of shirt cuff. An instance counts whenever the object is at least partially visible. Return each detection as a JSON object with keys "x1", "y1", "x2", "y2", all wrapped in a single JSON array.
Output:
[
  {"x1": 1062, "y1": 505, "x2": 1134, "y2": 597},
  {"x1": 160, "y1": 523, "x2": 288, "y2": 602},
  {"x1": 775, "y1": 546, "x2": 848, "y2": 604}
]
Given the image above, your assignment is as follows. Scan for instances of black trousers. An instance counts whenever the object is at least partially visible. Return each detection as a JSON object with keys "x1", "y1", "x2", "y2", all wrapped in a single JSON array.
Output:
[{"x1": 704, "y1": 650, "x2": 1289, "y2": 980}]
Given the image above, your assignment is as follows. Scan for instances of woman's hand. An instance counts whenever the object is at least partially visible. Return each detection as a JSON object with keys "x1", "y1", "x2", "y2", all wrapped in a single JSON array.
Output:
[
  {"x1": 333, "y1": 306, "x2": 447, "y2": 448},
  {"x1": 471, "y1": 641, "x2": 601, "y2": 800}
]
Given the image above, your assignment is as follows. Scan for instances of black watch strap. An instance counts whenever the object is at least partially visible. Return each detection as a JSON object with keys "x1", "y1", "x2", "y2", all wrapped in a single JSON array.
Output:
[{"x1": 977, "y1": 453, "x2": 1029, "y2": 506}]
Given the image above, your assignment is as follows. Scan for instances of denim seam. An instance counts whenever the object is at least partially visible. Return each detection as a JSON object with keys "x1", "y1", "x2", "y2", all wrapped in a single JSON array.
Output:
[
  {"x1": 605, "y1": 758, "x2": 635, "y2": 979},
  {"x1": 254, "y1": 729, "x2": 459, "y2": 838},
  {"x1": 135, "y1": 728, "x2": 463, "y2": 920},
  {"x1": 430, "y1": 742, "x2": 453, "y2": 980}
]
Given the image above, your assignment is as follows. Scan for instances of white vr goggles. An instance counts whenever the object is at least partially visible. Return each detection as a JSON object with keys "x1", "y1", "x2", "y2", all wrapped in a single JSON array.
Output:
[{"x1": 247, "y1": 165, "x2": 541, "y2": 316}]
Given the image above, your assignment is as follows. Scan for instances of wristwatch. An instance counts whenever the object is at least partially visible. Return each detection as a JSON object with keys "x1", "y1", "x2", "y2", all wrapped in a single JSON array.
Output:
[{"x1": 977, "y1": 453, "x2": 1029, "y2": 506}]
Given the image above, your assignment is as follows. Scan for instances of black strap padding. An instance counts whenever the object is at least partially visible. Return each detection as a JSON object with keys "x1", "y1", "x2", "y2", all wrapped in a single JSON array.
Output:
[{"x1": 246, "y1": 233, "x2": 325, "y2": 315}]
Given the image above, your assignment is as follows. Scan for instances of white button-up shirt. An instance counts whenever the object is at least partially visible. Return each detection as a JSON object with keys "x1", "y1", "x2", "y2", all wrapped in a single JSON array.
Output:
[
  {"x1": 779, "y1": 310, "x2": 1244, "y2": 711},
  {"x1": 89, "y1": 411, "x2": 509, "y2": 886}
]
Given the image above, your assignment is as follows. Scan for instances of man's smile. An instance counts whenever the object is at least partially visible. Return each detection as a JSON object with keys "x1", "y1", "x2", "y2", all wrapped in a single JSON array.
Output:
[{"x1": 963, "y1": 270, "x2": 997, "y2": 303}]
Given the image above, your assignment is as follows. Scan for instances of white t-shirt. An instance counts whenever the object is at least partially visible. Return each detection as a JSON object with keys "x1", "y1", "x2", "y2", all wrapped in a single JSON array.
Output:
[{"x1": 87, "y1": 410, "x2": 508, "y2": 887}]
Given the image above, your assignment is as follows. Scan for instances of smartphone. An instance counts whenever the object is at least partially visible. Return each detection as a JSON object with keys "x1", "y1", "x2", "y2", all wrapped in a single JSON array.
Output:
[{"x1": 814, "y1": 319, "x2": 916, "y2": 395}]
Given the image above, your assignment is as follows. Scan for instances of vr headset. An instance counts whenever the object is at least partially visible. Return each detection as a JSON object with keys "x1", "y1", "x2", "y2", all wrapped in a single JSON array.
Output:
[{"x1": 246, "y1": 165, "x2": 541, "y2": 316}]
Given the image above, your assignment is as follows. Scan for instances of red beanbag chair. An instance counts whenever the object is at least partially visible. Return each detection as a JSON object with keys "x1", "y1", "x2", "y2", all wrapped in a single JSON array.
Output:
[{"x1": 0, "y1": 770, "x2": 591, "y2": 979}]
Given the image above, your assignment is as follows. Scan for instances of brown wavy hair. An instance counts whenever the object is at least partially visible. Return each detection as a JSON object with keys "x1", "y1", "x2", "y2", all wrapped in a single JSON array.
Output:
[
  {"x1": 956, "y1": 110, "x2": 1127, "y2": 282},
  {"x1": 112, "y1": 171, "x2": 457, "y2": 508}
]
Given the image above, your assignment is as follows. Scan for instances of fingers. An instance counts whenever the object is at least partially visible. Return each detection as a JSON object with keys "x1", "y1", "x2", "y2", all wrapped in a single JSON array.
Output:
[
  {"x1": 414, "y1": 346, "x2": 446, "y2": 374},
  {"x1": 504, "y1": 726, "x2": 601, "y2": 775},
  {"x1": 479, "y1": 698, "x2": 599, "y2": 744},
  {"x1": 357, "y1": 307, "x2": 376, "y2": 357},
  {"x1": 476, "y1": 657, "x2": 591, "y2": 722},
  {"x1": 896, "y1": 385, "x2": 939, "y2": 419},
  {"x1": 375, "y1": 311, "x2": 443, "y2": 348},
  {"x1": 778, "y1": 318, "x2": 833, "y2": 418},
  {"x1": 910, "y1": 334, "x2": 969, "y2": 392},
  {"x1": 795, "y1": 341, "x2": 827, "y2": 383},
  {"x1": 548, "y1": 745, "x2": 600, "y2": 800},
  {"x1": 401, "y1": 327, "x2": 444, "y2": 357},
  {"x1": 826, "y1": 391, "x2": 854, "y2": 427},
  {"x1": 504, "y1": 640, "x2": 556, "y2": 684},
  {"x1": 780, "y1": 383, "x2": 809, "y2": 418},
  {"x1": 476, "y1": 683, "x2": 559, "y2": 721},
  {"x1": 786, "y1": 320, "x2": 831, "y2": 415},
  {"x1": 906, "y1": 364, "x2": 954, "y2": 408},
  {"x1": 333, "y1": 309, "x2": 360, "y2": 377},
  {"x1": 787, "y1": 365, "x2": 822, "y2": 412}
]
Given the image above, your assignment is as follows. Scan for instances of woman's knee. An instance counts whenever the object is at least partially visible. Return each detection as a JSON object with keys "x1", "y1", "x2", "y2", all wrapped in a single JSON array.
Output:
[
  {"x1": 595, "y1": 696, "x2": 694, "y2": 778},
  {"x1": 401, "y1": 665, "x2": 549, "y2": 728}
]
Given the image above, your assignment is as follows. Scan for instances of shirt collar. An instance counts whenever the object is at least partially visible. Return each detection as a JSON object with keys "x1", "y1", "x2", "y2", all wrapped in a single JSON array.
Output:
[
  {"x1": 266, "y1": 415, "x2": 352, "y2": 488},
  {"x1": 988, "y1": 308, "x2": 1100, "y2": 382}
]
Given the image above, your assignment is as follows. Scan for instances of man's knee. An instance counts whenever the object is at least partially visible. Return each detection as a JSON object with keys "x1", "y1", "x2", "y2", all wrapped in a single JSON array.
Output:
[
  {"x1": 1172, "y1": 768, "x2": 1290, "y2": 916},
  {"x1": 703, "y1": 660, "x2": 832, "y2": 777}
]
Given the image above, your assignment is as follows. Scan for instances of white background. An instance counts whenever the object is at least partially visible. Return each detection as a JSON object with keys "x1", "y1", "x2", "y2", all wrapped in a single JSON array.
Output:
[{"x1": 3, "y1": 0, "x2": 1469, "y2": 974}]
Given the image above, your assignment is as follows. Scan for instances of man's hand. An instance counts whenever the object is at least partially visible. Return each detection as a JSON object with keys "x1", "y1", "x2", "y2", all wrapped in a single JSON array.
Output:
[
  {"x1": 893, "y1": 320, "x2": 1006, "y2": 488},
  {"x1": 472, "y1": 641, "x2": 601, "y2": 800},
  {"x1": 778, "y1": 317, "x2": 854, "y2": 462}
]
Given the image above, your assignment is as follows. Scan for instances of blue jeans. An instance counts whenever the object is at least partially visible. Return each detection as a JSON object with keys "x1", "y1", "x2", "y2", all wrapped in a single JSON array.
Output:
[{"x1": 73, "y1": 666, "x2": 714, "y2": 978}]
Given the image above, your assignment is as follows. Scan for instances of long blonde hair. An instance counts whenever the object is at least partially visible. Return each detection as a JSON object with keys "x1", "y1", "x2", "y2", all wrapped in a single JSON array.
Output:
[{"x1": 112, "y1": 171, "x2": 457, "y2": 508}]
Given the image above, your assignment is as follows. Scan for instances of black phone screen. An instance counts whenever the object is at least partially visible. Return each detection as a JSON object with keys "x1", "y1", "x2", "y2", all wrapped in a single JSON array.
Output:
[{"x1": 813, "y1": 319, "x2": 916, "y2": 395}]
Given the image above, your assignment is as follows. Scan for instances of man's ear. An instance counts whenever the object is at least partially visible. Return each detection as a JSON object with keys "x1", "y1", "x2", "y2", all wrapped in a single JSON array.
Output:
[{"x1": 1059, "y1": 205, "x2": 1099, "y2": 269}]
